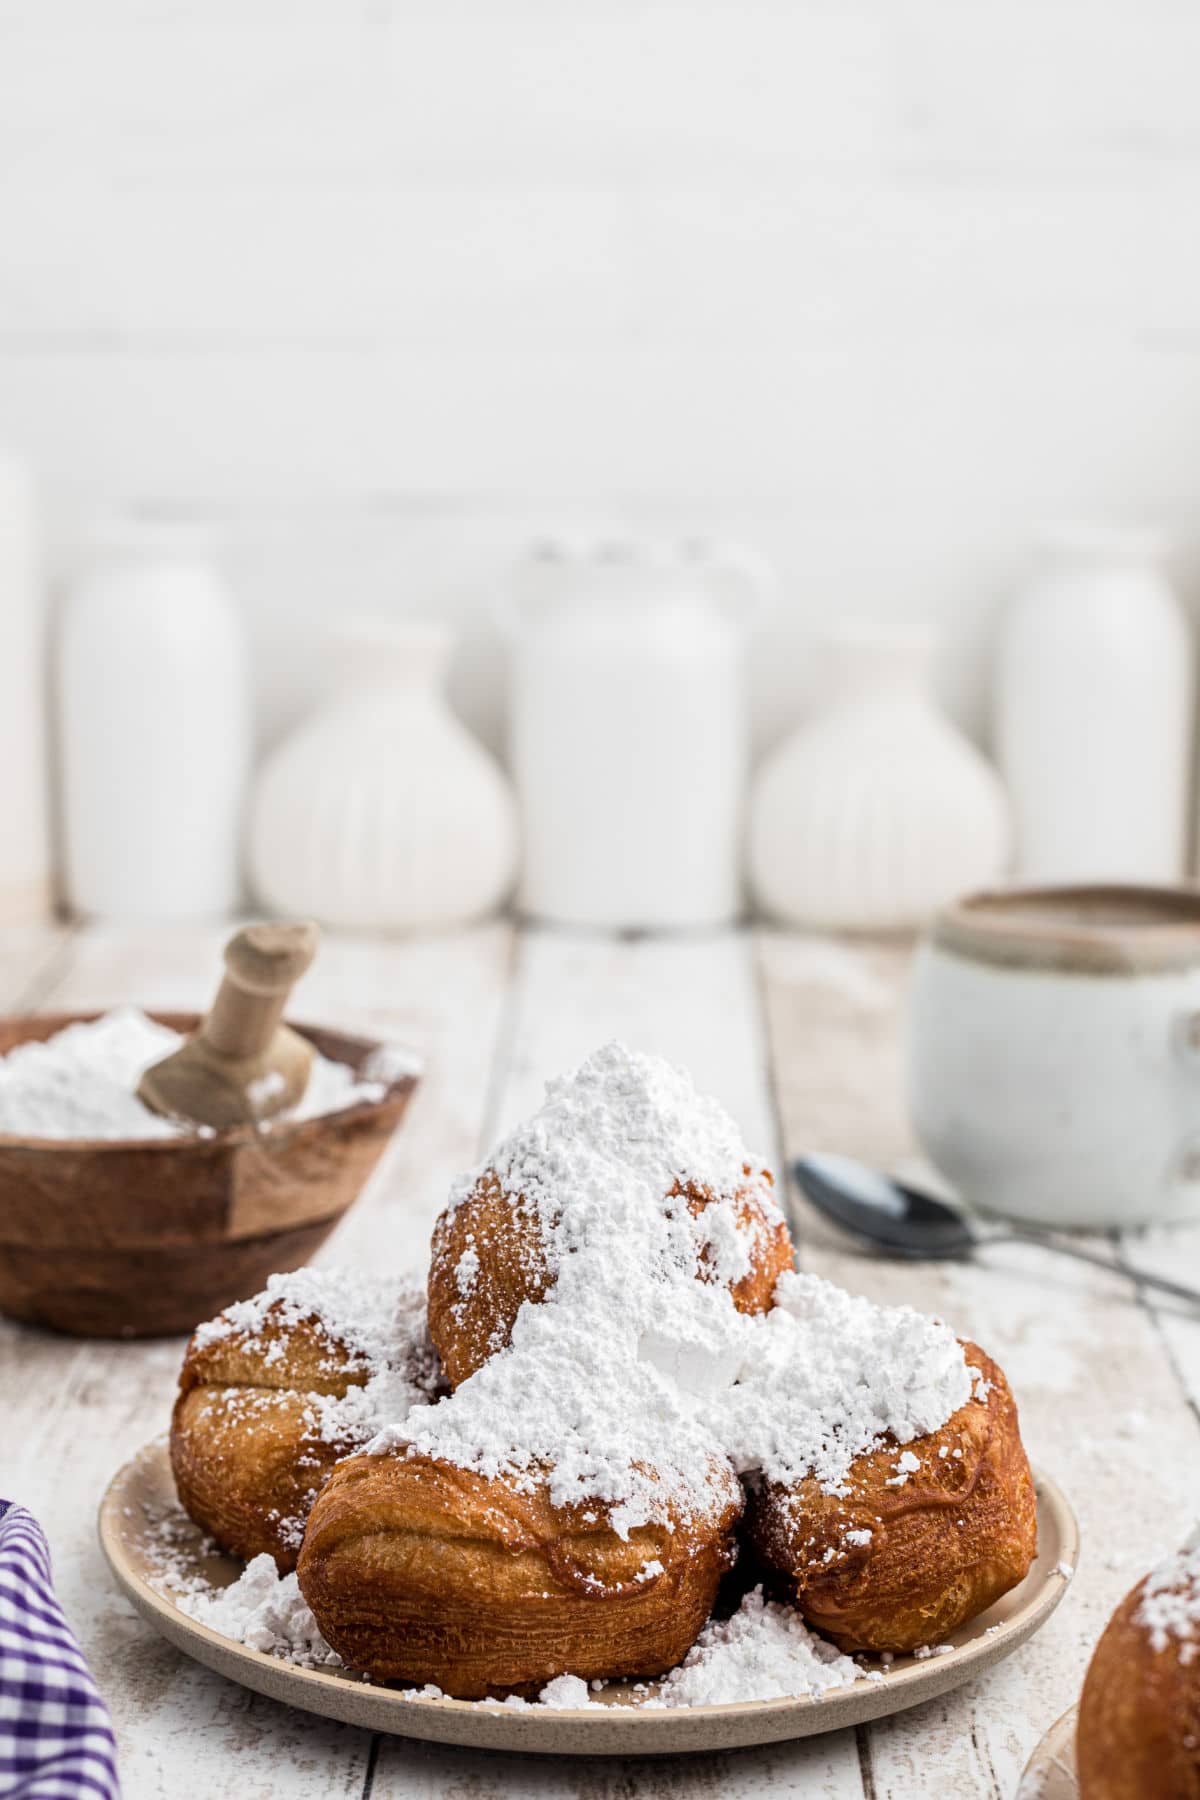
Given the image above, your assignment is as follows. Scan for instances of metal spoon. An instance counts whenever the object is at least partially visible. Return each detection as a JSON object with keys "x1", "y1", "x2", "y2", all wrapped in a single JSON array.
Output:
[{"x1": 794, "y1": 1152, "x2": 1200, "y2": 1307}]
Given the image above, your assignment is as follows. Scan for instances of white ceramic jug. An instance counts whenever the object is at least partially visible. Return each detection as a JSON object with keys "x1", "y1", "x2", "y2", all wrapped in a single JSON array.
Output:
[
  {"x1": 995, "y1": 527, "x2": 1193, "y2": 883},
  {"x1": 749, "y1": 627, "x2": 1009, "y2": 931},
  {"x1": 248, "y1": 619, "x2": 516, "y2": 931},
  {"x1": 506, "y1": 538, "x2": 771, "y2": 930},
  {"x1": 58, "y1": 517, "x2": 250, "y2": 921}
]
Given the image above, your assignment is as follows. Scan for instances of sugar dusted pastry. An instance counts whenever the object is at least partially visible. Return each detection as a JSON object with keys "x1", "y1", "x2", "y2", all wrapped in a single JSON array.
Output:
[
  {"x1": 1076, "y1": 1542, "x2": 1200, "y2": 1799},
  {"x1": 744, "y1": 1334, "x2": 1036, "y2": 1653},
  {"x1": 297, "y1": 1447, "x2": 741, "y2": 1697},
  {"x1": 170, "y1": 1040, "x2": 1041, "y2": 1700},
  {"x1": 427, "y1": 1041, "x2": 794, "y2": 1387},
  {"x1": 171, "y1": 1269, "x2": 440, "y2": 1571}
]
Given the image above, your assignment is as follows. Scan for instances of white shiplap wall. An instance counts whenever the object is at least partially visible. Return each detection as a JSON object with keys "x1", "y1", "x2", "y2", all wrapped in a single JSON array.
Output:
[{"x1": 2, "y1": 0, "x2": 1199, "y2": 756}]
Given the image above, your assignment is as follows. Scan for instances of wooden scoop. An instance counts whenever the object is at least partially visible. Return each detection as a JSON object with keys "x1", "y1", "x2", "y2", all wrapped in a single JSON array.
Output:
[{"x1": 138, "y1": 922, "x2": 320, "y2": 1133}]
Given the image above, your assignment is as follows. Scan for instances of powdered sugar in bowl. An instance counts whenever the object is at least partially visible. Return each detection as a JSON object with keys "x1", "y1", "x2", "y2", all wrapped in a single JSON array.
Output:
[{"x1": 0, "y1": 1009, "x2": 420, "y2": 1337}]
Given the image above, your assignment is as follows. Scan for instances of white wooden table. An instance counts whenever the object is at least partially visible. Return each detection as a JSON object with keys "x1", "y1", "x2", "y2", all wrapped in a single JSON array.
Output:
[{"x1": 4, "y1": 920, "x2": 1200, "y2": 1799}]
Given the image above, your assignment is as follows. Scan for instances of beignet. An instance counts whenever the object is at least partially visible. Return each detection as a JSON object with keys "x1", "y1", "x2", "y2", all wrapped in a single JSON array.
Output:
[
  {"x1": 171, "y1": 1269, "x2": 440, "y2": 1571},
  {"x1": 1077, "y1": 1544, "x2": 1200, "y2": 1799},
  {"x1": 297, "y1": 1446, "x2": 742, "y2": 1697},
  {"x1": 428, "y1": 1044, "x2": 795, "y2": 1390},
  {"x1": 745, "y1": 1343, "x2": 1036, "y2": 1652}
]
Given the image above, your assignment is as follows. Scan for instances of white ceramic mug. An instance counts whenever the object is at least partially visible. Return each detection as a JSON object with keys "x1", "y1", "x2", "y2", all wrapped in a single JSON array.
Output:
[{"x1": 907, "y1": 885, "x2": 1200, "y2": 1229}]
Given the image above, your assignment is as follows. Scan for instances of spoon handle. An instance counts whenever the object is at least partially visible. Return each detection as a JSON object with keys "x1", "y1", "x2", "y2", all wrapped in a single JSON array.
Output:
[{"x1": 998, "y1": 1225, "x2": 1200, "y2": 1307}]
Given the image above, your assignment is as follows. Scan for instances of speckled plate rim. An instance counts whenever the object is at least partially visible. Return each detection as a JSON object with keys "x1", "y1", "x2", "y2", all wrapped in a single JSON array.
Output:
[
  {"x1": 99, "y1": 1441, "x2": 1079, "y2": 1756},
  {"x1": 1017, "y1": 1705, "x2": 1078, "y2": 1798}
]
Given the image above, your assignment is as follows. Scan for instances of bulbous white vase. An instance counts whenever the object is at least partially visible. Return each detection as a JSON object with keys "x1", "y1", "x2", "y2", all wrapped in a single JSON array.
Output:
[
  {"x1": 749, "y1": 630, "x2": 1009, "y2": 931},
  {"x1": 248, "y1": 621, "x2": 517, "y2": 931}
]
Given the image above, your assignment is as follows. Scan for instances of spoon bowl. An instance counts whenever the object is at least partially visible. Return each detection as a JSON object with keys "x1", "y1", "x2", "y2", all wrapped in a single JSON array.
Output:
[
  {"x1": 796, "y1": 1153, "x2": 977, "y2": 1257},
  {"x1": 793, "y1": 1152, "x2": 1200, "y2": 1309}
]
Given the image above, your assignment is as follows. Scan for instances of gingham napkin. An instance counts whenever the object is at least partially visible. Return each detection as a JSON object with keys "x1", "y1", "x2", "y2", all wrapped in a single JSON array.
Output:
[{"x1": 0, "y1": 1500, "x2": 120, "y2": 1799}]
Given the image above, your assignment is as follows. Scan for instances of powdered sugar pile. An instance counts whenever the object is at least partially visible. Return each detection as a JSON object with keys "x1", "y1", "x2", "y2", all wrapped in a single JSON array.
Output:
[
  {"x1": 0, "y1": 1007, "x2": 414, "y2": 1140},
  {"x1": 1137, "y1": 1544, "x2": 1200, "y2": 1660},
  {"x1": 648, "y1": 1587, "x2": 869, "y2": 1706},
  {"x1": 723, "y1": 1271, "x2": 976, "y2": 1494},
  {"x1": 179, "y1": 1554, "x2": 341, "y2": 1670},
  {"x1": 193, "y1": 1266, "x2": 434, "y2": 1387},
  {"x1": 487, "y1": 1674, "x2": 595, "y2": 1710},
  {"x1": 373, "y1": 1042, "x2": 971, "y2": 1537}
]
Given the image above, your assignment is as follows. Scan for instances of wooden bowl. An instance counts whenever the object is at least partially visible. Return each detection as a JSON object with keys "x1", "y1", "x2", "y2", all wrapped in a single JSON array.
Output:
[{"x1": 0, "y1": 1012, "x2": 419, "y2": 1339}]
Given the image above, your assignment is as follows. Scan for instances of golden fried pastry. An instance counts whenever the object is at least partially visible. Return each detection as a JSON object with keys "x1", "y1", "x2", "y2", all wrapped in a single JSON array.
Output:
[
  {"x1": 297, "y1": 1446, "x2": 742, "y2": 1697},
  {"x1": 171, "y1": 1270, "x2": 438, "y2": 1572},
  {"x1": 745, "y1": 1343, "x2": 1036, "y2": 1653},
  {"x1": 1077, "y1": 1545, "x2": 1200, "y2": 1799},
  {"x1": 167, "y1": 1043, "x2": 1042, "y2": 1709},
  {"x1": 429, "y1": 1163, "x2": 792, "y2": 1388}
]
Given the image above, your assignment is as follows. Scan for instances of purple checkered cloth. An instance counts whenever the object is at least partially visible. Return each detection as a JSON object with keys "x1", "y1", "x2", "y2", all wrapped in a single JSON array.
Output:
[{"x1": 0, "y1": 1500, "x2": 120, "y2": 1799}]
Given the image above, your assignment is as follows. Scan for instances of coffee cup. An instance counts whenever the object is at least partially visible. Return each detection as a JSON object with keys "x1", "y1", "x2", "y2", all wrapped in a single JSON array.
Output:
[{"x1": 907, "y1": 885, "x2": 1200, "y2": 1229}]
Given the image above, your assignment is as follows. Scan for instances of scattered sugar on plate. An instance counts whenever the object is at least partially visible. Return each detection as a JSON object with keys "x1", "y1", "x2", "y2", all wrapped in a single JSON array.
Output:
[
  {"x1": 489, "y1": 1675, "x2": 595, "y2": 1710},
  {"x1": 644, "y1": 1587, "x2": 864, "y2": 1706},
  {"x1": 179, "y1": 1554, "x2": 341, "y2": 1670},
  {"x1": 141, "y1": 1496, "x2": 222, "y2": 1601},
  {"x1": 164, "y1": 1556, "x2": 885, "y2": 1709},
  {"x1": 0, "y1": 1006, "x2": 416, "y2": 1140}
]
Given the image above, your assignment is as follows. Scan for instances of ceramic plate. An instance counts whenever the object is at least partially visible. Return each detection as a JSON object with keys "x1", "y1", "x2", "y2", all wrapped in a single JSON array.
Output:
[
  {"x1": 100, "y1": 1441, "x2": 1079, "y2": 1756},
  {"x1": 1017, "y1": 1707, "x2": 1078, "y2": 1798}
]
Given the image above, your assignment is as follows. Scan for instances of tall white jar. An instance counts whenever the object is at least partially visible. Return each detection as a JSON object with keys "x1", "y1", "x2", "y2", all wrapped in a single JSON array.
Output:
[
  {"x1": 995, "y1": 528, "x2": 1193, "y2": 883},
  {"x1": 58, "y1": 519, "x2": 250, "y2": 920},
  {"x1": 507, "y1": 540, "x2": 770, "y2": 930}
]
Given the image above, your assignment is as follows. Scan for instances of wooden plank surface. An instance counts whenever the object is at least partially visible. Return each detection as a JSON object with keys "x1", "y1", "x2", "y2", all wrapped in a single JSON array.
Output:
[{"x1": 5, "y1": 920, "x2": 1198, "y2": 1796}]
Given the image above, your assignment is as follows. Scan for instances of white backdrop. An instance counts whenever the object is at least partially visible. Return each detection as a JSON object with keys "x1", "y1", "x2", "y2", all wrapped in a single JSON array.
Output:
[{"x1": 2, "y1": 0, "x2": 1199, "y2": 760}]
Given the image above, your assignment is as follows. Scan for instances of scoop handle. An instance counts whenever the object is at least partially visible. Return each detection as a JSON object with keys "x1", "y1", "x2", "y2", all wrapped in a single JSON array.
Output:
[{"x1": 202, "y1": 922, "x2": 319, "y2": 1062}]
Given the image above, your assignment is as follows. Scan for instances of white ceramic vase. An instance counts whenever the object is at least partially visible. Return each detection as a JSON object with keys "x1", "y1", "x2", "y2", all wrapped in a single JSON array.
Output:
[
  {"x1": 248, "y1": 621, "x2": 516, "y2": 931},
  {"x1": 749, "y1": 629, "x2": 1009, "y2": 931},
  {"x1": 507, "y1": 537, "x2": 771, "y2": 930},
  {"x1": 59, "y1": 516, "x2": 250, "y2": 921},
  {"x1": 995, "y1": 526, "x2": 1193, "y2": 883}
]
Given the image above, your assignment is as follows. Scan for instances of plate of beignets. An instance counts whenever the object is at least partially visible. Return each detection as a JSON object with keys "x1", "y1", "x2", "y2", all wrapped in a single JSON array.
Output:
[
  {"x1": 102, "y1": 1446, "x2": 1076, "y2": 1754},
  {"x1": 102, "y1": 1041, "x2": 1077, "y2": 1754}
]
